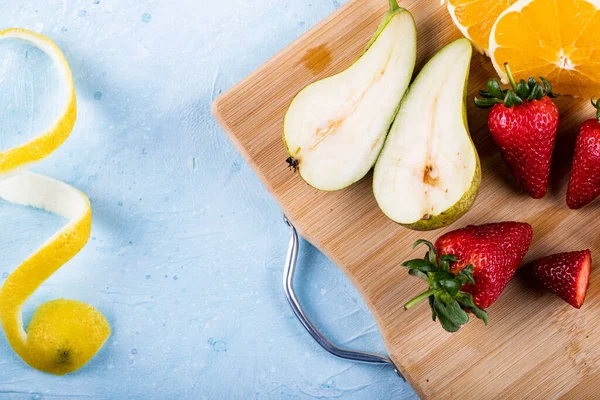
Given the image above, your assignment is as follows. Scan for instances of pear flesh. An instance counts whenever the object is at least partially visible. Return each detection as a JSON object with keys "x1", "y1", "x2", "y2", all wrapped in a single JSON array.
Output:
[
  {"x1": 374, "y1": 39, "x2": 480, "y2": 230},
  {"x1": 284, "y1": 9, "x2": 417, "y2": 191}
]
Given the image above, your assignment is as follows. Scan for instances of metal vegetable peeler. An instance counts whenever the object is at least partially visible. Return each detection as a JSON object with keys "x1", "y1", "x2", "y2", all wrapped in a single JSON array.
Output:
[{"x1": 282, "y1": 215, "x2": 403, "y2": 379}]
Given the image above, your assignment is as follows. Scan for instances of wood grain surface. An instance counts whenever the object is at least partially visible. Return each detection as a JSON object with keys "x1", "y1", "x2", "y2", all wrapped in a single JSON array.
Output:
[{"x1": 212, "y1": 0, "x2": 600, "y2": 398}]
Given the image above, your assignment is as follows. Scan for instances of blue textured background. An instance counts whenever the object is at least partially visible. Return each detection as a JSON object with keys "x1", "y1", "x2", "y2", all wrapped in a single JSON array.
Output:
[{"x1": 0, "y1": 1, "x2": 417, "y2": 398}]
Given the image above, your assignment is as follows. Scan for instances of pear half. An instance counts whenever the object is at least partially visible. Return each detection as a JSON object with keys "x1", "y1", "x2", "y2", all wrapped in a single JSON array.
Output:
[
  {"x1": 284, "y1": 3, "x2": 417, "y2": 191},
  {"x1": 373, "y1": 39, "x2": 480, "y2": 231}
]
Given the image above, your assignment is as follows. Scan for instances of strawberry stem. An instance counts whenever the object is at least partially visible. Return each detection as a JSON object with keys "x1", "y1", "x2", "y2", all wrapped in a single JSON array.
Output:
[
  {"x1": 504, "y1": 63, "x2": 518, "y2": 91},
  {"x1": 404, "y1": 289, "x2": 436, "y2": 310}
]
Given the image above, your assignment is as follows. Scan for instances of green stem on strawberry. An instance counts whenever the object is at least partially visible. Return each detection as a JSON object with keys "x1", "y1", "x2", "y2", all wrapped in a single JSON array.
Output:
[
  {"x1": 474, "y1": 63, "x2": 559, "y2": 109},
  {"x1": 404, "y1": 289, "x2": 437, "y2": 310},
  {"x1": 591, "y1": 97, "x2": 600, "y2": 122},
  {"x1": 504, "y1": 63, "x2": 518, "y2": 92},
  {"x1": 401, "y1": 240, "x2": 488, "y2": 332}
]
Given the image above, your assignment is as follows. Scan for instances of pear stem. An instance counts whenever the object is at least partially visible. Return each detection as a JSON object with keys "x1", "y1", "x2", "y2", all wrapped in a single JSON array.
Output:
[
  {"x1": 404, "y1": 289, "x2": 436, "y2": 310},
  {"x1": 504, "y1": 63, "x2": 518, "y2": 91},
  {"x1": 388, "y1": 0, "x2": 401, "y2": 11}
]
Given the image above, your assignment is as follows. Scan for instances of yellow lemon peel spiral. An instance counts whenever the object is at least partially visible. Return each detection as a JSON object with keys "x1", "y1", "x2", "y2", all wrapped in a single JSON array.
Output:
[{"x1": 0, "y1": 28, "x2": 110, "y2": 375}]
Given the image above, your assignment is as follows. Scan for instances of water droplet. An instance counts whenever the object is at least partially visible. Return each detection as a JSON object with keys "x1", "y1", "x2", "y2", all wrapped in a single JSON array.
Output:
[
  {"x1": 94, "y1": 91, "x2": 102, "y2": 100},
  {"x1": 210, "y1": 340, "x2": 227, "y2": 352},
  {"x1": 94, "y1": 0, "x2": 100, "y2": 4},
  {"x1": 145, "y1": 274, "x2": 151, "y2": 280},
  {"x1": 141, "y1": 13, "x2": 152, "y2": 23},
  {"x1": 131, "y1": 348, "x2": 138, "y2": 355},
  {"x1": 2, "y1": 272, "x2": 8, "y2": 279},
  {"x1": 187, "y1": 157, "x2": 196, "y2": 170},
  {"x1": 77, "y1": 9, "x2": 88, "y2": 16},
  {"x1": 31, "y1": 393, "x2": 42, "y2": 400},
  {"x1": 117, "y1": 201, "x2": 123, "y2": 207},
  {"x1": 173, "y1": 275, "x2": 178, "y2": 281}
]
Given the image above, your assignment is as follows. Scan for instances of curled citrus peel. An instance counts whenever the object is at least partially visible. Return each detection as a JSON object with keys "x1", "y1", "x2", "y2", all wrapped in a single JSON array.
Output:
[{"x1": 0, "y1": 28, "x2": 110, "y2": 375}]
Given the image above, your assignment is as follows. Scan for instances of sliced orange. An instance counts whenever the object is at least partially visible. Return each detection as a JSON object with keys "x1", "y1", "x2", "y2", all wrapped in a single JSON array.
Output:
[
  {"x1": 447, "y1": 0, "x2": 518, "y2": 54},
  {"x1": 489, "y1": 0, "x2": 600, "y2": 98}
]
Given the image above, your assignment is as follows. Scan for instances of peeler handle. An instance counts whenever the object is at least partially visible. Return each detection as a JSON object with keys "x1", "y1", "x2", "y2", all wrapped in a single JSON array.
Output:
[{"x1": 282, "y1": 215, "x2": 402, "y2": 379}]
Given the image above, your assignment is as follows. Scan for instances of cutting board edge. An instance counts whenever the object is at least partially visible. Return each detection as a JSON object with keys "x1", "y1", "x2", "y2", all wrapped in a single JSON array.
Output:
[
  {"x1": 213, "y1": 97, "x2": 427, "y2": 396},
  {"x1": 209, "y1": 5, "x2": 432, "y2": 390}
]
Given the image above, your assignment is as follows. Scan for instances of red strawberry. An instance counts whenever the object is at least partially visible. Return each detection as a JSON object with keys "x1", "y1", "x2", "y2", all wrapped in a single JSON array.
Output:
[
  {"x1": 567, "y1": 98, "x2": 600, "y2": 209},
  {"x1": 435, "y1": 222, "x2": 533, "y2": 308},
  {"x1": 531, "y1": 250, "x2": 591, "y2": 309},
  {"x1": 475, "y1": 64, "x2": 559, "y2": 199},
  {"x1": 402, "y1": 222, "x2": 533, "y2": 332}
]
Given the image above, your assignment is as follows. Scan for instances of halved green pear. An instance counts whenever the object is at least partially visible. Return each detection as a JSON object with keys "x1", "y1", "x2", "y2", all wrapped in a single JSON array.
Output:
[
  {"x1": 373, "y1": 38, "x2": 480, "y2": 231},
  {"x1": 284, "y1": 1, "x2": 417, "y2": 191}
]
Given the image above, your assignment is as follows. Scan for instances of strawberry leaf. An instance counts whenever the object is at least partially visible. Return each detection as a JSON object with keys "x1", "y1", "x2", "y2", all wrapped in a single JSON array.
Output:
[
  {"x1": 478, "y1": 89, "x2": 495, "y2": 99},
  {"x1": 428, "y1": 295, "x2": 436, "y2": 322},
  {"x1": 408, "y1": 269, "x2": 428, "y2": 280},
  {"x1": 455, "y1": 291, "x2": 476, "y2": 307},
  {"x1": 443, "y1": 297, "x2": 469, "y2": 325},
  {"x1": 540, "y1": 77, "x2": 554, "y2": 96},
  {"x1": 474, "y1": 97, "x2": 501, "y2": 108},
  {"x1": 431, "y1": 271, "x2": 455, "y2": 285},
  {"x1": 504, "y1": 90, "x2": 523, "y2": 107},
  {"x1": 402, "y1": 259, "x2": 437, "y2": 273},
  {"x1": 433, "y1": 300, "x2": 460, "y2": 332},
  {"x1": 469, "y1": 306, "x2": 489, "y2": 325},
  {"x1": 531, "y1": 83, "x2": 544, "y2": 101},
  {"x1": 439, "y1": 279, "x2": 460, "y2": 296},
  {"x1": 438, "y1": 254, "x2": 458, "y2": 272},
  {"x1": 456, "y1": 292, "x2": 488, "y2": 325},
  {"x1": 413, "y1": 239, "x2": 437, "y2": 266},
  {"x1": 433, "y1": 293, "x2": 469, "y2": 332},
  {"x1": 591, "y1": 97, "x2": 600, "y2": 122},
  {"x1": 516, "y1": 79, "x2": 529, "y2": 99},
  {"x1": 486, "y1": 79, "x2": 504, "y2": 98},
  {"x1": 457, "y1": 264, "x2": 475, "y2": 285}
]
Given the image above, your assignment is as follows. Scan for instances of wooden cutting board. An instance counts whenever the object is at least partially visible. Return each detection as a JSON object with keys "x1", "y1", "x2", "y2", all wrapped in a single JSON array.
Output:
[{"x1": 212, "y1": 0, "x2": 600, "y2": 398}]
